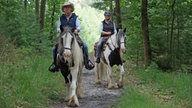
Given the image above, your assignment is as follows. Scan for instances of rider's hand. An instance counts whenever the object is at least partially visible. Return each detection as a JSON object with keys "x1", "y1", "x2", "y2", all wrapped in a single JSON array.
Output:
[
  {"x1": 107, "y1": 32, "x2": 112, "y2": 35},
  {"x1": 57, "y1": 29, "x2": 61, "y2": 33},
  {"x1": 74, "y1": 29, "x2": 78, "y2": 35}
]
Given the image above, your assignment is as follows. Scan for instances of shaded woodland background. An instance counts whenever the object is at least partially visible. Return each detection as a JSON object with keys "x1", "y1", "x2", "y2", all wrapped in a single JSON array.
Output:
[
  {"x1": 0, "y1": 0, "x2": 192, "y2": 108},
  {"x1": 1, "y1": 0, "x2": 192, "y2": 71}
]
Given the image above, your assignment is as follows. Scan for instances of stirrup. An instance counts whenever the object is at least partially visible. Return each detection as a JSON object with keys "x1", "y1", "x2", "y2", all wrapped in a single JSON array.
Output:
[
  {"x1": 85, "y1": 60, "x2": 95, "y2": 70},
  {"x1": 48, "y1": 63, "x2": 59, "y2": 72}
]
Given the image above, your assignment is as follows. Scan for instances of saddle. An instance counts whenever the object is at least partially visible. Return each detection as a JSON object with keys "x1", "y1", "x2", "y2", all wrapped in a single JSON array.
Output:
[
  {"x1": 75, "y1": 34, "x2": 83, "y2": 47},
  {"x1": 94, "y1": 36, "x2": 109, "y2": 56}
]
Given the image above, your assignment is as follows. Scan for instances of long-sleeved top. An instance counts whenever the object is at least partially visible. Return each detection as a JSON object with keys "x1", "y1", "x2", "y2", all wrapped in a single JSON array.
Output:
[{"x1": 57, "y1": 13, "x2": 80, "y2": 32}]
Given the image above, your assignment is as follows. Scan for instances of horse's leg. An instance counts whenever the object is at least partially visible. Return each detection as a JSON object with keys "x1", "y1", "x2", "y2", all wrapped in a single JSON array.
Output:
[
  {"x1": 95, "y1": 63, "x2": 101, "y2": 84},
  {"x1": 76, "y1": 65, "x2": 83, "y2": 98},
  {"x1": 118, "y1": 64, "x2": 125, "y2": 88},
  {"x1": 68, "y1": 67, "x2": 79, "y2": 107},
  {"x1": 107, "y1": 65, "x2": 114, "y2": 89},
  {"x1": 100, "y1": 62, "x2": 107, "y2": 82},
  {"x1": 60, "y1": 67, "x2": 70, "y2": 101}
]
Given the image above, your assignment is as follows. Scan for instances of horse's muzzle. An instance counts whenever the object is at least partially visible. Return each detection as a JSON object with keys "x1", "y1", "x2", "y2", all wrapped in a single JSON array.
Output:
[
  {"x1": 121, "y1": 48, "x2": 126, "y2": 53},
  {"x1": 64, "y1": 49, "x2": 72, "y2": 57}
]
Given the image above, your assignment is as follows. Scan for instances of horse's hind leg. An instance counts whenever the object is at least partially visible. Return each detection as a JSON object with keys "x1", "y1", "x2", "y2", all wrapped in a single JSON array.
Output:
[
  {"x1": 107, "y1": 66, "x2": 115, "y2": 89},
  {"x1": 76, "y1": 65, "x2": 83, "y2": 98},
  {"x1": 95, "y1": 63, "x2": 101, "y2": 84},
  {"x1": 118, "y1": 64, "x2": 125, "y2": 88}
]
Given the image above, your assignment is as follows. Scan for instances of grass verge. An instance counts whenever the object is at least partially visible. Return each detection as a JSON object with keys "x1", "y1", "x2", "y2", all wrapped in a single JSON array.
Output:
[
  {"x1": 0, "y1": 48, "x2": 66, "y2": 108},
  {"x1": 113, "y1": 62, "x2": 192, "y2": 108}
]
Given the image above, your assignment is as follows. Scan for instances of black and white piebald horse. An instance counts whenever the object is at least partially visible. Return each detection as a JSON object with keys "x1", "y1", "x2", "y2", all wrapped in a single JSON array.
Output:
[
  {"x1": 94, "y1": 28, "x2": 126, "y2": 89},
  {"x1": 56, "y1": 26, "x2": 83, "y2": 106}
]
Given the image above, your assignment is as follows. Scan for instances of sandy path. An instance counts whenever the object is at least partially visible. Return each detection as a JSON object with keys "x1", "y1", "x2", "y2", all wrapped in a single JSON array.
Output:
[{"x1": 51, "y1": 68, "x2": 121, "y2": 108}]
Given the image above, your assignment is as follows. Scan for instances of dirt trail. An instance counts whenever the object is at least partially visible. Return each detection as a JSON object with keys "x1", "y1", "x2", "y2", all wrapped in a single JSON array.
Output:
[{"x1": 51, "y1": 68, "x2": 121, "y2": 108}]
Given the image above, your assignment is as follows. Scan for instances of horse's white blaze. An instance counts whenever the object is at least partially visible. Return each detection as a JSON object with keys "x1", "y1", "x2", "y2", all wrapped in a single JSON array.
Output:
[
  {"x1": 63, "y1": 32, "x2": 73, "y2": 57},
  {"x1": 120, "y1": 37, "x2": 126, "y2": 53}
]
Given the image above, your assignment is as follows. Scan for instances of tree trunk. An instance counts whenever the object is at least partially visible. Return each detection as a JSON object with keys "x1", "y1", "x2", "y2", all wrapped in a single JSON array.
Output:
[
  {"x1": 110, "y1": 0, "x2": 113, "y2": 21},
  {"x1": 170, "y1": 0, "x2": 176, "y2": 68},
  {"x1": 35, "y1": 0, "x2": 39, "y2": 22},
  {"x1": 141, "y1": 0, "x2": 151, "y2": 68},
  {"x1": 115, "y1": 0, "x2": 122, "y2": 28},
  {"x1": 49, "y1": 2, "x2": 56, "y2": 40},
  {"x1": 176, "y1": 15, "x2": 180, "y2": 65},
  {"x1": 24, "y1": 0, "x2": 28, "y2": 12},
  {"x1": 40, "y1": 0, "x2": 46, "y2": 30}
]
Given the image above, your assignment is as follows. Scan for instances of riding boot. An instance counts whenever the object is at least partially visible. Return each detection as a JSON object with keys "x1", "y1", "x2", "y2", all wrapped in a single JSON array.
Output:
[
  {"x1": 49, "y1": 45, "x2": 59, "y2": 72},
  {"x1": 95, "y1": 47, "x2": 102, "y2": 63},
  {"x1": 84, "y1": 55, "x2": 95, "y2": 70}
]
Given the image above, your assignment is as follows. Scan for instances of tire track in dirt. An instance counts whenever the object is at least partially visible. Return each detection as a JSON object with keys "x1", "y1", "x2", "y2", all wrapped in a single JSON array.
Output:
[{"x1": 51, "y1": 68, "x2": 121, "y2": 108}]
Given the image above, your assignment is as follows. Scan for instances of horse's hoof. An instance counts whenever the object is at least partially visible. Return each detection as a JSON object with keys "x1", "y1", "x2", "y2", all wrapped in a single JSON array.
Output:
[
  {"x1": 117, "y1": 82, "x2": 124, "y2": 88},
  {"x1": 95, "y1": 80, "x2": 101, "y2": 84},
  {"x1": 77, "y1": 92, "x2": 84, "y2": 99},
  {"x1": 108, "y1": 84, "x2": 115, "y2": 89},
  {"x1": 68, "y1": 96, "x2": 79, "y2": 107},
  {"x1": 65, "y1": 96, "x2": 70, "y2": 102}
]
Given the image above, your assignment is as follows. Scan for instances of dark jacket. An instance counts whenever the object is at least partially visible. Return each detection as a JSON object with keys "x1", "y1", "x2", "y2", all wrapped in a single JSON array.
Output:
[
  {"x1": 60, "y1": 13, "x2": 77, "y2": 31},
  {"x1": 101, "y1": 20, "x2": 114, "y2": 37}
]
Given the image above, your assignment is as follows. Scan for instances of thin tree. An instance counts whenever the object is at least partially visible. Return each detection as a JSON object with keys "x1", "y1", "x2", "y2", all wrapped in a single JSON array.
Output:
[
  {"x1": 141, "y1": 0, "x2": 151, "y2": 67},
  {"x1": 49, "y1": 2, "x2": 56, "y2": 40},
  {"x1": 35, "y1": 0, "x2": 39, "y2": 22},
  {"x1": 40, "y1": 0, "x2": 46, "y2": 30},
  {"x1": 24, "y1": 0, "x2": 28, "y2": 12},
  {"x1": 110, "y1": 0, "x2": 113, "y2": 21},
  {"x1": 170, "y1": 0, "x2": 176, "y2": 68},
  {"x1": 115, "y1": 0, "x2": 122, "y2": 28}
]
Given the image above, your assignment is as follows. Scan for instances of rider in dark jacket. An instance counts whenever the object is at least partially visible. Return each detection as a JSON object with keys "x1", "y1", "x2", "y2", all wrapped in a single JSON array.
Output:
[
  {"x1": 49, "y1": 2, "x2": 94, "y2": 72},
  {"x1": 95, "y1": 11, "x2": 116, "y2": 63}
]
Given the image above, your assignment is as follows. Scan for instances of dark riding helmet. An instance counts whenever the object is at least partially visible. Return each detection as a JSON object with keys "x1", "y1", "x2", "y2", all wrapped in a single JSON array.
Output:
[{"x1": 104, "y1": 11, "x2": 112, "y2": 16}]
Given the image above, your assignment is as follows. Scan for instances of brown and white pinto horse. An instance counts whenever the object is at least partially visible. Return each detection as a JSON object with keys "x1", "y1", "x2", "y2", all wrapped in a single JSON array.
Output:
[
  {"x1": 94, "y1": 28, "x2": 126, "y2": 89},
  {"x1": 56, "y1": 26, "x2": 83, "y2": 106}
]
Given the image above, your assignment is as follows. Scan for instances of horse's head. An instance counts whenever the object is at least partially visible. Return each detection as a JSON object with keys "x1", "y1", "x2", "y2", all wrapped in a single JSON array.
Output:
[
  {"x1": 116, "y1": 28, "x2": 126, "y2": 53},
  {"x1": 59, "y1": 26, "x2": 74, "y2": 58}
]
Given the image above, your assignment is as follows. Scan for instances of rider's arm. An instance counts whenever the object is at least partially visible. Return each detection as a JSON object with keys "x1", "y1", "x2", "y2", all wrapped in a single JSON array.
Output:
[
  {"x1": 57, "y1": 19, "x2": 61, "y2": 33},
  {"x1": 114, "y1": 23, "x2": 117, "y2": 33},
  {"x1": 100, "y1": 22, "x2": 111, "y2": 36},
  {"x1": 75, "y1": 17, "x2": 80, "y2": 32}
]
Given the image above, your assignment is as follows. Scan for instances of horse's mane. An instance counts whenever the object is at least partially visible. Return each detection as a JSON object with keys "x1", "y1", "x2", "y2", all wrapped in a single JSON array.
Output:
[{"x1": 60, "y1": 26, "x2": 74, "y2": 36}]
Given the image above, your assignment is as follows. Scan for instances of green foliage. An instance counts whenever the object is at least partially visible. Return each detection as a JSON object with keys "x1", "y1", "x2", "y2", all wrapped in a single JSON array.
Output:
[
  {"x1": 0, "y1": 0, "x2": 49, "y2": 53},
  {"x1": 92, "y1": 0, "x2": 192, "y2": 70},
  {"x1": 114, "y1": 87, "x2": 174, "y2": 108},
  {"x1": 136, "y1": 66, "x2": 192, "y2": 108},
  {"x1": 0, "y1": 48, "x2": 65, "y2": 108},
  {"x1": 114, "y1": 64, "x2": 192, "y2": 108}
]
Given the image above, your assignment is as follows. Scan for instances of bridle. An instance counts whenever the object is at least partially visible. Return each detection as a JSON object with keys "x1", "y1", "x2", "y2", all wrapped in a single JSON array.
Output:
[{"x1": 107, "y1": 30, "x2": 126, "y2": 51}]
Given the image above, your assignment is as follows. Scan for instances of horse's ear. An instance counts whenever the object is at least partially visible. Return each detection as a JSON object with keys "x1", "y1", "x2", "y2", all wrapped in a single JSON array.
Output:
[
  {"x1": 116, "y1": 28, "x2": 119, "y2": 33},
  {"x1": 123, "y1": 28, "x2": 126, "y2": 33},
  {"x1": 60, "y1": 25, "x2": 64, "y2": 32}
]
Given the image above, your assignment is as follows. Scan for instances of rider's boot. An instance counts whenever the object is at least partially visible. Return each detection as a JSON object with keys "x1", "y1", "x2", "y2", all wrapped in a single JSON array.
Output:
[
  {"x1": 49, "y1": 46, "x2": 59, "y2": 73},
  {"x1": 95, "y1": 49, "x2": 101, "y2": 63},
  {"x1": 84, "y1": 55, "x2": 95, "y2": 70}
]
